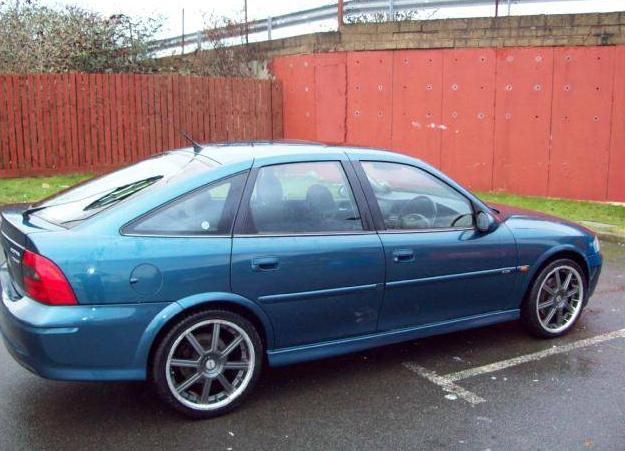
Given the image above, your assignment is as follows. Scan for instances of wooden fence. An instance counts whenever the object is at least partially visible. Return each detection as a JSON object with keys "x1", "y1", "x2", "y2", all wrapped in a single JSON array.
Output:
[{"x1": 0, "y1": 73, "x2": 283, "y2": 177}]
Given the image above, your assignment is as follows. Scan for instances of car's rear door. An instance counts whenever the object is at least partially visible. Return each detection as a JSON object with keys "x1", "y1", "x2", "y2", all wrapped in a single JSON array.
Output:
[
  {"x1": 353, "y1": 159, "x2": 518, "y2": 331},
  {"x1": 230, "y1": 157, "x2": 385, "y2": 349}
]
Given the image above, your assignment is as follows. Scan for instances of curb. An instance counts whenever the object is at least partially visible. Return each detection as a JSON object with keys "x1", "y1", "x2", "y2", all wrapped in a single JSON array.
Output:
[{"x1": 593, "y1": 230, "x2": 625, "y2": 245}]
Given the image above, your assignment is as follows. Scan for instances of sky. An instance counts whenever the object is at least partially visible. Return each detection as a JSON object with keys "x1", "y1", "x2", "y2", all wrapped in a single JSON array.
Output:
[{"x1": 40, "y1": 0, "x2": 625, "y2": 52}]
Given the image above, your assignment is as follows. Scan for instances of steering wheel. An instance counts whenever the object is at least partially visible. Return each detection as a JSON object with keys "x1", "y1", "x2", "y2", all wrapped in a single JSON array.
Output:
[
  {"x1": 400, "y1": 195, "x2": 437, "y2": 229},
  {"x1": 400, "y1": 213, "x2": 430, "y2": 229}
]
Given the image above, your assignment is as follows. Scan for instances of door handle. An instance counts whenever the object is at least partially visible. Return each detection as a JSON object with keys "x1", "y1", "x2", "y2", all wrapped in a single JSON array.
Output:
[
  {"x1": 392, "y1": 249, "x2": 414, "y2": 263},
  {"x1": 251, "y1": 257, "x2": 280, "y2": 271}
]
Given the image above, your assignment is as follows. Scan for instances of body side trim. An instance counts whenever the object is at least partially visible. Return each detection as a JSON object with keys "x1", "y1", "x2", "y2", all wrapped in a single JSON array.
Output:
[
  {"x1": 258, "y1": 283, "x2": 381, "y2": 304},
  {"x1": 386, "y1": 266, "x2": 520, "y2": 289}
]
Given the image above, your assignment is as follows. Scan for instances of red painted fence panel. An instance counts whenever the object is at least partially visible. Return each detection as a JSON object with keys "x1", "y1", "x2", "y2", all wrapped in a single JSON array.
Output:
[
  {"x1": 346, "y1": 51, "x2": 393, "y2": 148},
  {"x1": 391, "y1": 50, "x2": 443, "y2": 167},
  {"x1": 315, "y1": 53, "x2": 347, "y2": 144},
  {"x1": 549, "y1": 47, "x2": 615, "y2": 201},
  {"x1": 0, "y1": 74, "x2": 281, "y2": 177},
  {"x1": 440, "y1": 48, "x2": 496, "y2": 192},
  {"x1": 271, "y1": 55, "x2": 316, "y2": 141},
  {"x1": 608, "y1": 46, "x2": 625, "y2": 202},
  {"x1": 493, "y1": 47, "x2": 553, "y2": 196}
]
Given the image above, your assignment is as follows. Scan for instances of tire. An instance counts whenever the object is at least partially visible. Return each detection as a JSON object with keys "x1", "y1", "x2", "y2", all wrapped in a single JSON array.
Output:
[
  {"x1": 151, "y1": 309, "x2": 263, "y2": 419},
  {"x1": 521, "y1": 258, "x2": 588, "y2": 338}
]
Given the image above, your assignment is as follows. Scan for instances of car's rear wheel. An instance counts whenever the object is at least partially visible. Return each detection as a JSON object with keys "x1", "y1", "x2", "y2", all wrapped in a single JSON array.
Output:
[
  {"x1": 521, "y1": 258, "x2": 587, "y2": 338},
  {"x1": 151, "y1": 309, "x2": 263, "y2": 418}
]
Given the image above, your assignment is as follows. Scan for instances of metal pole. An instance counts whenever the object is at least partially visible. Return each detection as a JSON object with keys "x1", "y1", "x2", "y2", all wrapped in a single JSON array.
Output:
[
  {"x1": 389, "y1": 0, "x2": 394, "y2": 21},
  {"x1": 196, "y1": 30, "x2": 202, "y2": 50},
  {"x1": 338, "y1": 0, "x2": 344, "y2": 31},
  {"x1": 181, "y1": 8, "x2": 185, "y2": 54},
  {"x1": 244, "y1": 0, "x2": 249, "y2": 44},
  {"x1": 267, "y1": 16, "x2": 272, "y2": 40},
  {"x1": 507, "y1": 0, "x2": 511, "y2": 15},
  {"x1": 495, "y1": 0, "x2": 499, "y2": 17}
]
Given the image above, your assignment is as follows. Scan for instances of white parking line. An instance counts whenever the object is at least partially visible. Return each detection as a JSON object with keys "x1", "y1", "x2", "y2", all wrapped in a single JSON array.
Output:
[
  {"x1": 447, "y1": 328, "x2": 625, "y2": 382},
  {"x1": 403, "y1": 327, "x2": 625, "y2": 404},
  {"x1": 402, "y1": 362, "x2": 486, "y2": 404}
]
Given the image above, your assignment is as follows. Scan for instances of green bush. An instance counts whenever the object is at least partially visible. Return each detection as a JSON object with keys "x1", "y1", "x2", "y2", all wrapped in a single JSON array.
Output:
[{"x1": 0, "y1": 0, "x2": 162, "y2": 73}]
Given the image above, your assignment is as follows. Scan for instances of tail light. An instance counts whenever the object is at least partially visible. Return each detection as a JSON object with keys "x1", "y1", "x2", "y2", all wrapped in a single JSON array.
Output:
[{"x1": 21, "y1": 250, "x2": 77, "y2": 305}]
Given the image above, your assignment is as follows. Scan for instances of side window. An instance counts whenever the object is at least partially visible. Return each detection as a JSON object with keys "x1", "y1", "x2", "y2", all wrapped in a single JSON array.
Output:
[
  {"x1": 245, "y1": 161, "x2": 363, "y2": 234},
  {"x1": 126, "y1": 173, "x2": 246, "y2": 235},
  {"x1": 361, "y1": 161, "x2": 474, "y2": 230}
]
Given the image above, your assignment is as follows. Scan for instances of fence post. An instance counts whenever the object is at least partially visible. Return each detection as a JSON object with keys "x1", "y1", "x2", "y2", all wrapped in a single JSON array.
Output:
[
  {"x1": 338, "y1": 0, "x2": 344, "y2": 31},
  {"x1": 268, "y1": 16, "x2": 273, "y2": 40},
  {"x1": 181, "y1": 8, "x2": 185, "y2": 54},
  {"x1": 389, "y1": 0, "x2": 394, "y2": 20},
  {"x1": 196, "y1": 31, "x2": 202, "y2": 51}
]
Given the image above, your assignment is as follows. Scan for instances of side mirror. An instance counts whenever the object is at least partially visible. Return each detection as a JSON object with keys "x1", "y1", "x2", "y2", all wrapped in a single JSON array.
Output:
[{"x1": 475, "y1": 211, "x2": 497, "y2": 233}]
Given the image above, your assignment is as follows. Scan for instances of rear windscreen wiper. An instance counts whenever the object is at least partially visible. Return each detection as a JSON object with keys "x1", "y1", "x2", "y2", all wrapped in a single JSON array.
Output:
[
  {"x1": 21, "y1": 175, "x2": 163, "y2": 220},
  {"x1": 83, "y1": 176, "x2": 163, "y2": 211}
]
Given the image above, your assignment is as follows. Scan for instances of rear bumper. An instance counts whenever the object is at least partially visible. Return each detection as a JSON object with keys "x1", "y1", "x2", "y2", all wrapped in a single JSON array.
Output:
[{"x1": 0, "y1": 266, "x2": 170, "y2": 381}]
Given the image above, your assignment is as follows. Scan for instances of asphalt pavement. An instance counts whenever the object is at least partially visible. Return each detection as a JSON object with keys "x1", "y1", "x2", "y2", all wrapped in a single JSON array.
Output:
[{"x1": 1, "y1": 242, "x2": 624, "y2": 450}]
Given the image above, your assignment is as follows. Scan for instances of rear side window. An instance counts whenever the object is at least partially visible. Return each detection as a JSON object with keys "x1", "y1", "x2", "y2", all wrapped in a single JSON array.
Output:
[
  {"x1": 361, "y1": 161, "x2": 474, "y2": 230},
  {"x1": 242, "y1": 161, "x2": 363, "y2": 234},
  {"x1": 33, "y1": 152, "x2": 217, "y2": 227},
  {"x1": 125, "y1": 173, "x2": 246, "y2": 236}
]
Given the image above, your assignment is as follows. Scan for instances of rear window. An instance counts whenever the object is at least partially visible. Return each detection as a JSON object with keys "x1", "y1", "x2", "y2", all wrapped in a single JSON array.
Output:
[{"x1": 33, "y1": 152, "x2": 217, "y2": 227}]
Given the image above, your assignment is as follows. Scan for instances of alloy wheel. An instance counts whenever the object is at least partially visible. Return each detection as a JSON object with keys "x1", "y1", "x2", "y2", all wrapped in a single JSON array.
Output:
[
  {"x1": 165, "y1": 319, "x2": 255, "y2": 411},
  {"x1": 536, "y1": 265, "x2": 584, "y2": 334}
]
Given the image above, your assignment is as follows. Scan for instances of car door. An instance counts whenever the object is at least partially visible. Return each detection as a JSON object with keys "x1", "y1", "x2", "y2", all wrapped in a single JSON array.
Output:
[
  {"x1": 354, "y1": 160, "x2": 518, "y2": 331},
  {"x1": 230, "y1": 159, "x2": 385, "y2": 349}
]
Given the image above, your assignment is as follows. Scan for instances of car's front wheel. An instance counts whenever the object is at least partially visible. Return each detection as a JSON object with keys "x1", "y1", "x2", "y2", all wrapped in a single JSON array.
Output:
[
  {"x1": 521, "y1": 258, "x2": 588, "y2": 338},
  {"x1": 151, "y1": 309, "x2": 263, "y2": 418}
]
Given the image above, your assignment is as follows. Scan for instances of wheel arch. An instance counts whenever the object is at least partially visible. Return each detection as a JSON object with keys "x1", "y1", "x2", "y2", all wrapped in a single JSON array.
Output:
[
  {"x1": 520, "y1": 246, "x2": 590, "y2": 306},
  {"x1": 134, "y1": 293, "x2": 275, "y2": 377}
]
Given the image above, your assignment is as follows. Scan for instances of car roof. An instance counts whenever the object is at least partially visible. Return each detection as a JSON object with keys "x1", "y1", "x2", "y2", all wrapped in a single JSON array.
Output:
[{"x1": 175, "y1": 140, "x2": 427, "y2": 167}]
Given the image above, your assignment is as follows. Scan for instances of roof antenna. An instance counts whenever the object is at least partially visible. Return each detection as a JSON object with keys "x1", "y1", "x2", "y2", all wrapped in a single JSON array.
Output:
[{"x1": 181, "y1": 130, "x2": 203, "y2": 154}]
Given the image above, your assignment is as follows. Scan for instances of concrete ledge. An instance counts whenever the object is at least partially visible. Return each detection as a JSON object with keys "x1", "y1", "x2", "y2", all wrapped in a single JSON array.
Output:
[
  {"x1": 162, "y1": 11, "x2": 625, "y2": 73},
  {"x1": 257, "y1": 11, "x2": 625, "y2": 57},
  {"x1": 580, "y1": 221, "x2": 625, "y2": 245}
]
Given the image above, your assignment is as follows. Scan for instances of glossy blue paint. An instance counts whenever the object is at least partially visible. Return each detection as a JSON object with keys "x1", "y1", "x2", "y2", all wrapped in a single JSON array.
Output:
[
  {"x1": 130, "y1": 291, "x2": 277, "y2": 374},
  {"x1": 377, "y1": 225, "x2": 519, "y2": 330},
  {"x1": 0, "y1": 142, "x2": 603, "y2": 381},
  {"x1": 174, "y1": 292, "x2": 276, "y2": 347},
  {"x1": 493, "y1": 203, "x2": 601, "y2": 301},
  {"x1": 0, "y1": 265, "x2": 170, "y2": 380},
  {"x1": 231, "y1": 234, "x2": 385, "y2": 348},
  {"x1": 267, "y1": 309, "x2": 521, "y2": 367}
]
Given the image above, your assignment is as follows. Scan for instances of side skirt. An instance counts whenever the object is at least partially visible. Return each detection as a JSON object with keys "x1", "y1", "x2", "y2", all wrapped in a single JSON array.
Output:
[{"x1": 267, "y1": 309, "x2": 520, "y2": 367}]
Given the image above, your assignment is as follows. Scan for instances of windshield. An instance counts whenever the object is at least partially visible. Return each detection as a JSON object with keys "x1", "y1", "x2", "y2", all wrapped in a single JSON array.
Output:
[{"x1": 33, "y1": 152, "x2": 217, "y2": 226}]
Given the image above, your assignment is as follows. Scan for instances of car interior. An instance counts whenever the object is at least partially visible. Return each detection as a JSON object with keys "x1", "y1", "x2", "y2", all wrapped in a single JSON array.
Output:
[{"x1": 249, "y1": 171, "x2": 363, "y2": 234}]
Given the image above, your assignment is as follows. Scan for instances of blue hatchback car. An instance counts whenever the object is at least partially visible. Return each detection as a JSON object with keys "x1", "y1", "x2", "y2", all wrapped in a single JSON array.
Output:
[{"x1": 0, "y1": 142, "x2": 602, "y2": 417}]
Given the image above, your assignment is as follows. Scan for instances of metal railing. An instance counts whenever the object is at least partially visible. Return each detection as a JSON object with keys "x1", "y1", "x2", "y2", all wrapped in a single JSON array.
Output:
[{"x1": 148, "y1": 0, "x2": 589, "y2": 54}]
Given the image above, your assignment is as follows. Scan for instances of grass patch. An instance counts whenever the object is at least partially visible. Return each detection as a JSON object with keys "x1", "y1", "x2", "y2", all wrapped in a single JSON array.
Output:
[
  {"x1": 0, "y1": 174, "x2": 93, "y2": 205},
  {"x1": 477, "y1": 191, "x2": 625, "y2": 229}
]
